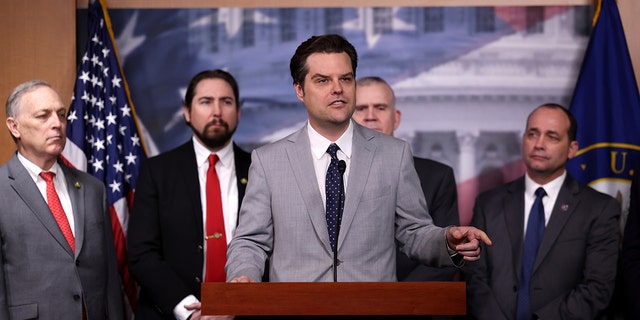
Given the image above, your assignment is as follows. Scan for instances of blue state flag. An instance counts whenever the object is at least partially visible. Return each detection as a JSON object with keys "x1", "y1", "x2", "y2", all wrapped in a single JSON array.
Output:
[{"x1": 567, "y1": 0, "x2": 640, "y2": 226}]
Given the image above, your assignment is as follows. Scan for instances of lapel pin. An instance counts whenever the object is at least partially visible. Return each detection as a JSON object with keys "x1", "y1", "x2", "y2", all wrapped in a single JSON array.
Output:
[
  {"x1": 74, "y1": 181, "x2": 81, "y2": 189},
  {"x1": 561, "y1": 204, "x2": 569, "y2": 212},
  {"x1": 240, "y1": 178, "x2": 248, "y2": 185}
]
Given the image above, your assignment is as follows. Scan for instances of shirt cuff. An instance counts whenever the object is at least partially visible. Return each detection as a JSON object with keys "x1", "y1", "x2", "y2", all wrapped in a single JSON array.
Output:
[
  {"x1": 174, "y1": 295, "x2": 199, "y2": 320},
  {"x1": 445, "y1": 226, "x2": 464, "y2": 267}
]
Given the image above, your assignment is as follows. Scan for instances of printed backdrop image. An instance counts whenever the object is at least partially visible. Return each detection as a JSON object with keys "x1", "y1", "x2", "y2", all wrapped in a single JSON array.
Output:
[{"x1": 102, "y1": 5, "x2": 593, "y2": 224}]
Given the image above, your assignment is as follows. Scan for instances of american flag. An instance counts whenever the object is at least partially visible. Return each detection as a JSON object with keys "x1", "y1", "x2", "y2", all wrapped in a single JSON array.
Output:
[{"x1": 61, "y1": 0, "x2": 146, "y2": 316}]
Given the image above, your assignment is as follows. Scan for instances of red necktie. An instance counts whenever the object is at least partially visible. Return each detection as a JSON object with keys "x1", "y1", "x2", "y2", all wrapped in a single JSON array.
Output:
[
  {"x1": 40, "y1": 171, "x2": 75, "y2": 252},
  {"x1": 205, "y1": 154, "x2": 227, "y2": 282}
]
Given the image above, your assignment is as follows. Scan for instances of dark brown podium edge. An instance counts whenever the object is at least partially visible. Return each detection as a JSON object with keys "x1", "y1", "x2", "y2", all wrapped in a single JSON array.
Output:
[{"x1": 201, "y1": 282, "x2": 466, "y2": 316}]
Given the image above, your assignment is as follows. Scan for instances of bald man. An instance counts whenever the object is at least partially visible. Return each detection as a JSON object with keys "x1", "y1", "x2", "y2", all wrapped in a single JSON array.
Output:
[{"x1": 354, "y1": 76, "x2": 460, "y2": 282}]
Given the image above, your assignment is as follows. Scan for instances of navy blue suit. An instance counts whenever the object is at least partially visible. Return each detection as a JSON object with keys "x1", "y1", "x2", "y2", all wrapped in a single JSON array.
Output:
[
  {"x1": 620, "y1": 161, "x2": 640, "y2": 319},
  {"x1": 465, "y1": 174, "x2": 619, "y2": 319}
]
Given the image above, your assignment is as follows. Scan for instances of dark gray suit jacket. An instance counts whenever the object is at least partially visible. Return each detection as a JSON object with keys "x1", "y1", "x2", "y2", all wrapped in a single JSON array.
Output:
[
  {"x1": 0, "y1": 154, "x2": 124, "y2": 319},
  {"x1": 465, "y1": 174, "x2": 620, "y2": 320},
  {"x1": 128, "y1": 141, "x2": 251, "y2": 320},
  {"x1": 620, "y1": 160, "x2": 640, "y2": 318}
]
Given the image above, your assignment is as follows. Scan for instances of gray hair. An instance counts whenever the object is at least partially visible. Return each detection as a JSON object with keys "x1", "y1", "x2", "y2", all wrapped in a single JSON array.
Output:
[{"x1": 6, "y1": 79, "x2": 52, "y2": 118}]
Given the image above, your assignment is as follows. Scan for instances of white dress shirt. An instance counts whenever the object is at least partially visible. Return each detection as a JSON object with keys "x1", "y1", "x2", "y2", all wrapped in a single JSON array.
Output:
[
  {"x1": 174, "y1": 137, "x2": 239, "y2": 320},
  {"x1": 307, "y1": 120, "x2": 353, "y2": 207},
  {"x1": 523, "y1": 171, "x2": 566, "y2": 234},
  {"x1": 18, "y1": 153, "x2": 76, "y2": 237}
]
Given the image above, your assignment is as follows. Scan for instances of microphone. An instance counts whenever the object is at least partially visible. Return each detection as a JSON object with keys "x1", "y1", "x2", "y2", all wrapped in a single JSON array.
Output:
[
  {"x1": 337, "y1": 160, "x2": 346, "y2": 239},
  {"x1": 333, "y1": 160, "x2": 346, "y2": 282}
]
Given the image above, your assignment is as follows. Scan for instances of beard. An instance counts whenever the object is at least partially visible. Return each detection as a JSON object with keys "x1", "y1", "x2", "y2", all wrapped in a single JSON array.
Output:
[{"x1": 190, "y1": 118, "x2": 236, "y2": 150}]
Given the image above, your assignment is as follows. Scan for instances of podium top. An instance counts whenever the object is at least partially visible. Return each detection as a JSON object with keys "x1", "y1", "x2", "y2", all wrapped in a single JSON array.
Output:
[{"x1": 201, "y1": 281, "x2": 466, "y2": 316}]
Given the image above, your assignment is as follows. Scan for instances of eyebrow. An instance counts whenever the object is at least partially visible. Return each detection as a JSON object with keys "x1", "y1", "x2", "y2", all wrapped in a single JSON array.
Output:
[
  {"x1": 310, "y1": 72, "x2": 354, "y2": 79},
  {"x1": 198, "y1": 95, "x2": 234, "y2": 101},
  {"x1": 527, "y1": 127, "x2": 561, "y2": 136}
]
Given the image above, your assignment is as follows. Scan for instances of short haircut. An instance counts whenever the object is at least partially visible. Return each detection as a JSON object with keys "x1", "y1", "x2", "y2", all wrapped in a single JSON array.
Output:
[
  {"x1": 6, "y1": 79, "x2": 52, "y2": 118},
  {"x1": 527, "y1": 103, "x2": 578, "y2": 142},
  {"x1": 356, "y1": 76, "x2": 396, "y2": 106},
  {"x1": 183, "y1": 69, "x2": 240, "y2": 109},
  {"x1": 289, "y1": 34, "x2": 358, "y2": 87}
]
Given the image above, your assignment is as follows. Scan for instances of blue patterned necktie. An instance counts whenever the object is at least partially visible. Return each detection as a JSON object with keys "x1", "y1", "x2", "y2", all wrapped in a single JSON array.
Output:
[
  {"x1": 517, "y1": 187, "x2": 547, "y2": 320},
  {"x1": 325, "y1": 143, "x2": 344, "y2": 252}
]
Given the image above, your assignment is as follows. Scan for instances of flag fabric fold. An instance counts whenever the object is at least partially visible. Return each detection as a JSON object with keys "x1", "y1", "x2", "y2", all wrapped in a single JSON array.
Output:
[
  {"x1": 567, "y1": 0, "x2": 640, "y2": 227},
  {"x1": 61, "y1": 0, "x2": 147, "y2": 316}
]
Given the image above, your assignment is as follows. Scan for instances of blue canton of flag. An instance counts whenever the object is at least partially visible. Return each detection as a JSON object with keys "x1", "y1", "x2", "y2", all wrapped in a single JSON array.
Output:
[
  {"x1": 61, "y1": 0, "x2": 147, "y2": 316},
  {"x1": 567, "y1": 0, "x2": 640, "y2": 227}
]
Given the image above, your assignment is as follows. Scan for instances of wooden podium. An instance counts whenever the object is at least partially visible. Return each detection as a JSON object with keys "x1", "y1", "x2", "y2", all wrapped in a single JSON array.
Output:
[{"x1": 201, "y1": 282, "x2": 465, "y2": 316}]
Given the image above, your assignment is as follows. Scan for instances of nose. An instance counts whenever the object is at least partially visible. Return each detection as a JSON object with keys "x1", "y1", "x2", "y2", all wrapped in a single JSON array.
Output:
[
  {"x1": 534, "y1": 135, "x2": 545, "y2": 149},
  {"x1": 365, "y1": 106, "x2": 376, "y2": 120},
  {"x1": 211, "y1": 101, "x2": 222, "y2": 117},
  {"x1": 331, "y1": 81, "x2": 343, "y2": 95},
  {"x1": 51, "y1": 113, "x2": 63, "y2": 128}
]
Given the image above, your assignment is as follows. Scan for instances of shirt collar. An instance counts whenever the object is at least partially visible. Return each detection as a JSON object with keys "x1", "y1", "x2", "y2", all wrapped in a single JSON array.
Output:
[
  {"x1": 17, "y1": 153, "x2": 63, "y2": 182},
  {"x1": 525, "y1": 170, "x2": 566, "y2": 199},
  {"x1": 192, "y1": 137, "x2": 234, "y2": 169},
  {"x1": 307, "y1": 120, "x2": 353, "y2": 160}
]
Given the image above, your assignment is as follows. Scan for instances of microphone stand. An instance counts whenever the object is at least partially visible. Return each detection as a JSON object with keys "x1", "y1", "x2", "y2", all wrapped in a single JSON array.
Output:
[{"x1": 333, "y1": 160, "x2": 346, "y2": 282}]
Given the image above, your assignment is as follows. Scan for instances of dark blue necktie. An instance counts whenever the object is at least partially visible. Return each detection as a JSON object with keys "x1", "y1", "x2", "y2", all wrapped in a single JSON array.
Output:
[
  {"x1": 517, "y1": 187, "x2": 547, "y2": 320},
  {"x1": 325, "y1": 143, "x2": 344, "y2": 252}
]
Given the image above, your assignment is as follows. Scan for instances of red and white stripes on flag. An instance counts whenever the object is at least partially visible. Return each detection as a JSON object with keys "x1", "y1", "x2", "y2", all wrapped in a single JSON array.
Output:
[{"x1": 61, "y1": 0, "x2": 147, "y2": 317}]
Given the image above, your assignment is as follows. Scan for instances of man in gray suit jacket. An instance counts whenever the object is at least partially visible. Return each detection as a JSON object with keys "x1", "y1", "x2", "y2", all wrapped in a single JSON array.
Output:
[
  {"x1": 353, "y1": 76, "x2": 460, "y2": 283},
  {"x1": 1, "y1": 80, "x2": 124, "y2": 319},
  {"x1": 226, "y1": 34, "x2": 491, "y2": 284},
  {"x1": 464, "y1": 103, "x2": 620, "y2": 319}
]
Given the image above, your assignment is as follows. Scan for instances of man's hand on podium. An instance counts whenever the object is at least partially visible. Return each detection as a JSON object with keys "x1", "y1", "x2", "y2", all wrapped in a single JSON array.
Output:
[
  {"x1": 185, "y1": 302, "x2": 234, "y2": 320},
  {"x1": 229, "y1": 275, "x2": 255, "y2": 283}
]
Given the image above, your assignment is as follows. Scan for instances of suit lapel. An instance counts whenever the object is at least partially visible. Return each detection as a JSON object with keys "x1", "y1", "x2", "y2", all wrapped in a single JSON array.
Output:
[
  {"x1": 233, "y1": 143, "x2": 250, "y2": 215},
  {"x1": 534, "y1": 176, "x2": 578, "y2": 271},
  {"x1": 285, "y1": 125, "x2": 333, "y2": 252},
  {"x1": 181, "y1": 142, "x2": 205, "y2": 236},
  {"x1": 504, "y1": 178, "x2": 526, "y2": 280},
  {"x1": 60, "y1": 162, "x2": 84, "y2": 257},
  {"x1": 7, "y1": 156, "x2": 74, "y2": 256},
  {"x1": 336, "y1": 124, "x2": 375, "y2": 250}
]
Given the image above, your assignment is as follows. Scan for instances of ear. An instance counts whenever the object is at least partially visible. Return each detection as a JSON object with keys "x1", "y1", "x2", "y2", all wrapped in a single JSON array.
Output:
[
  {"x1": 567, "y1": 140, "x2": 579, "y2": 159},
  {"x1": 294, "y1": 83, "x2": 304, "y2": 102},
  {"x1": 6, "y1": 117, "x2": 20, "y2": 139},
  {"x1": 182, "y1": 104, "x2": 191, "y2": 124},
  {"x1": 393, "y1": 109, "x2": 402, "y2": 131}
]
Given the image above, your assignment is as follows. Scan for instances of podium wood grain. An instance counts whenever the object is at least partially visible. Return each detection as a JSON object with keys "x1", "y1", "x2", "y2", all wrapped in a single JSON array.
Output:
[{"x1": 201, "y1": 282, "x2": 466, "y2": 315}]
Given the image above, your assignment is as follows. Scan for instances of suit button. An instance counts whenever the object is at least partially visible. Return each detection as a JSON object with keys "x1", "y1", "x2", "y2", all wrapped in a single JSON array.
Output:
[
  {"x1": 76, "y1": 260, "x2": 80, "y2": 266},
  {"x1": 73, "y1": 294, "x2": 81, "y2": 301},
  {"x1": 195, "y1": 277, "x2": 201, "y2": 283},
  {"x1": 197, "y1": 245, "x2": 203, "y2": 253}
]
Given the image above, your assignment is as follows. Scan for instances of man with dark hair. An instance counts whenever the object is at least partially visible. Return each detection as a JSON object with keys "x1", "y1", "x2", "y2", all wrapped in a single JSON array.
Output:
[
  {"x1": 353, "y1": 76, "x2": 460, "y2": 282},
  {"x1": 128, "y1": 70, "x2": 250, "y2": 320},
  {"x1": 465, "y1": 103, "x2": 620, "y2": 319},
  {"x1": 226, "y1": 34, "x2": 491, "y2": 283},
  {"x1": 1, "y1": 80, "x2": 124, "y2": 319}
]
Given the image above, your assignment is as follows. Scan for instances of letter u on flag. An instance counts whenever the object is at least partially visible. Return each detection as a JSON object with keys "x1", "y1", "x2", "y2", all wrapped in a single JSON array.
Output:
[
  {"x1": 60, "y1": 0, "x2": 148, "y2": 317},
  {"x1": 566, "y1": 0, "x2": 640, "y2": 228}
]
